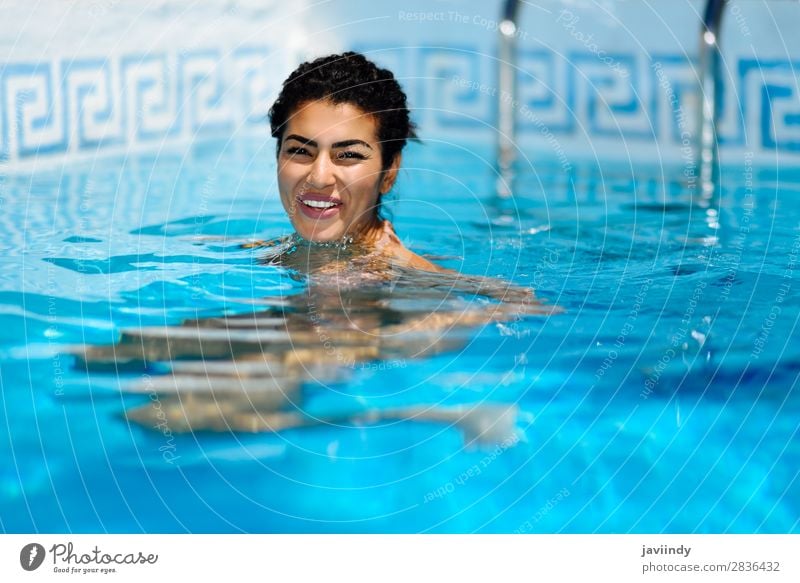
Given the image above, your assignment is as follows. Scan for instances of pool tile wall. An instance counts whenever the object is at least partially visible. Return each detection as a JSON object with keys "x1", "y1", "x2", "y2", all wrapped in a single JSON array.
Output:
[{"x1": 2, "y1": 0, "x2": 799, "y2": 169}]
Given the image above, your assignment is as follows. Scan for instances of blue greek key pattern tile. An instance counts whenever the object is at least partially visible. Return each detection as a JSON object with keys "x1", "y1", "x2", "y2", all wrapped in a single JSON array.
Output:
[
  {"x1": 416, "y1": 46, "x2": 485, "y2": 129},
  {"x1": 0, "y1": 46, "x2": 276, "y2": 163},
  {"x1": 648, "y1": 55, "x2": 697, "y2": 147},
  {"x1": 2, "y1": 44, "x2": 799, "y2": 163},
  {"x1": 740, "y1": 59, "x2": 800, "y2": 152},
  {"x1": 517, "y1": 50, "x2": 575, "y2": 135},
  {"x1": 63, "y1": 59, "x2": 125, "y2": 150},
  {"x1": 348, "y1": 44, "x2": 800, "y2": 158},
  {"x1": 2, "y1": 63, "x2": 68, "y2": 158}
]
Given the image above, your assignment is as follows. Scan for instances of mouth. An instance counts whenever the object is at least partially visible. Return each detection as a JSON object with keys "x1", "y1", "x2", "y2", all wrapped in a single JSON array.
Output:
[{"x1": 296, "y1": 194, "x2": 342, "y2": 220}]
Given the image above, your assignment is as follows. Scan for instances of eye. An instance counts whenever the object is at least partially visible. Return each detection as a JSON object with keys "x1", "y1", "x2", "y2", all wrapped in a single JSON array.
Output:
[
  {"x1": 285, "y1": 146, "x2": 311, "y2": 157},
  {"x1": 335, "y1": 150, "x2": 368, "y2": 161}
]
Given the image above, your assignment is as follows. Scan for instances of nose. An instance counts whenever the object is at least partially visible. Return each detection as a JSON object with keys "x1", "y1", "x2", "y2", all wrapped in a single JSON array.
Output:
[{"x1": 306, "y1": 152, "x2": 336, "y2": 190}]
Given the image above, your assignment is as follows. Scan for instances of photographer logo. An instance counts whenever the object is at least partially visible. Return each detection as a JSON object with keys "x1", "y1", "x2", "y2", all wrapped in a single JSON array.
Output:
[{"x1": 20, "y1": 543, "x2": 46, "y2": 571}]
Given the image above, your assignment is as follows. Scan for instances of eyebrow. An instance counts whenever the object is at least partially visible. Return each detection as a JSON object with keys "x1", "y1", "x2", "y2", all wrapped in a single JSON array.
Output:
[{"x1": 283, "y1": 134, "x2": 373, "y2": 150}]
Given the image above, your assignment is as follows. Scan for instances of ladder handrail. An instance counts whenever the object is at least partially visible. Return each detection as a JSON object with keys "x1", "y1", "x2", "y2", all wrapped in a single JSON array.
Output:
[
  {"x1": 699, "y1": 0, "x2": 727, "y2": 198},
  {"x1": 497, "y1": 0, "x2": 521, "y2": 197}
]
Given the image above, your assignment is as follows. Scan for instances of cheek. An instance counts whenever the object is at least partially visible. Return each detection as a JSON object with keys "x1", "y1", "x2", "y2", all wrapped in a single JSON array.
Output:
[
  {"x1": 345, "y1": 167, "x2": 383, "y2": 198},
  {"x1": 277, "y1": 174, "x2": 297, "y2": 218},
  {"x1": 277, "y1": 166, "x2": 300, "y2": 197},
  {"x1": 277, "y1": 175, "x2": 289, "y2": 197}
]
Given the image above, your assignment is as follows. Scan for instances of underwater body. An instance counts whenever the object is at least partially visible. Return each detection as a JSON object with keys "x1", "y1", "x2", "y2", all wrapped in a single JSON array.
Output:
[{"x1": 1, "y1": 139, "x2": 798, "y2": 533}]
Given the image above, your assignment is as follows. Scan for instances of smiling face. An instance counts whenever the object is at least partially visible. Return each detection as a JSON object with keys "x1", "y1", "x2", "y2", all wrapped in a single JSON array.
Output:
[{"x1": 277, "y1": 99, "x2": 400, "y2": 243}]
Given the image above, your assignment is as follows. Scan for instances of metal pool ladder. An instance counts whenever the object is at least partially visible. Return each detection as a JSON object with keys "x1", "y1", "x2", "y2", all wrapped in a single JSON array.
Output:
[
  {"x1": 496, "y1": 0, "x2": 726, "y2": 196},
  {"x1": 497, "y1": 0, "x2": 521, "y2": 197},
  {"x1": 698, "y1": 0, "x2": 727, "y2": 197}
]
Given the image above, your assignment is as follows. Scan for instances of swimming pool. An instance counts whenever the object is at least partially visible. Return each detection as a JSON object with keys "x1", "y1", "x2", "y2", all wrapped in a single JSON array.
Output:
[{"x1": 1, "y1": 135, "x2": 798, "y2": 533}]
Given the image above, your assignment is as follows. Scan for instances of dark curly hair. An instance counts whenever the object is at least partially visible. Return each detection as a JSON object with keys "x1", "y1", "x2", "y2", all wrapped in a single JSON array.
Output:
[{"x1": 268, "y1": 52, "x2": 416, "y2": 171}]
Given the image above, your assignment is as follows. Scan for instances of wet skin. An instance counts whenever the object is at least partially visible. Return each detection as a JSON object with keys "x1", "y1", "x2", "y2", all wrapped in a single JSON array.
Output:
[
  {"x1": 71, "y1": 100, "x2": 558, "y2": 443},
  {"x1": 276, "y1": 99, "x2": 440, "y2": 271},
  {"x1": 76, "y1": 256, "x2": 548, "y2": 443},
  {"x1": 277, "y1": 99, "x2": 397, "y2": 244}
]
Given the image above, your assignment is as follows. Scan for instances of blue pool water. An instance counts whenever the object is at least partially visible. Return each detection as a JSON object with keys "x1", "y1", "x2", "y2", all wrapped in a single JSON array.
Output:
[{"x1": 1, "y1": 137, "x2": 799, "y2": 533}]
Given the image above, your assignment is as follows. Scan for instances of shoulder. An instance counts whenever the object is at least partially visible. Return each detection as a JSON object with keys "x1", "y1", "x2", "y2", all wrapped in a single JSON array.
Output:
[
  {"x1": 240, "y1": 235, "x2": 291, "y2": 250},
  {"x1": 375, "y1": 220, "x2": 443, "y2": 273}
]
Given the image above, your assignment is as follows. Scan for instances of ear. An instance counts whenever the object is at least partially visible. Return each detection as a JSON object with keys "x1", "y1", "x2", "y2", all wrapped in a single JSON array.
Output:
[{"x1": 380, "y1": 154, "x2": 402, "y2": 194}]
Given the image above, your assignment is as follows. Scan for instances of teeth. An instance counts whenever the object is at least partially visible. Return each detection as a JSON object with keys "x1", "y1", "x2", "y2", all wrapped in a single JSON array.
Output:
[{"x1": 302, "y1": 199, "x2": 338, "y2": 209}]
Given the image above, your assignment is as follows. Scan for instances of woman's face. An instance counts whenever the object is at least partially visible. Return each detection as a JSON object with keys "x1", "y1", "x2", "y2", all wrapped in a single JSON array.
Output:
[{"x1": 277, "y1": 99, "x2": 400, "y2": 242}]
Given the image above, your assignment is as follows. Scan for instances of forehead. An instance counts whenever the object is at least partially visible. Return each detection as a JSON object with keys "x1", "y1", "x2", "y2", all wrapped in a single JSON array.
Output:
[{"x1": 285, "y1": 100, "x2": 378, "y2": 144}]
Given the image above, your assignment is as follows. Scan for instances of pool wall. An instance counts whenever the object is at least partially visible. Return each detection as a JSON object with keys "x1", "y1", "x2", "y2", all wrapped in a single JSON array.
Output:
[{"x1": 2, "y1": 0, "x2": 799, "y2": 171}]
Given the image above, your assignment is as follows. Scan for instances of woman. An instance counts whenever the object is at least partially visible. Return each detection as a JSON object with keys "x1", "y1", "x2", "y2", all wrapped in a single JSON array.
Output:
[
  {"x1": 85, "y1": 53, "x2": 551, "y2": 440},
  {"x1": 265, "y1": 51, "x2": 439, "y2": 272},
  {"x1": 256, "y1": 51, "x2": 543, "y2": 307}
]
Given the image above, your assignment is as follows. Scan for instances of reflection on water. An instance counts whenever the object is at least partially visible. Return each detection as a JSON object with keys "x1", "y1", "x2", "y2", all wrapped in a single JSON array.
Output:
[
  {"x1": 6, "y1": 140, "x2": 800, "y2": 532},
  {"x1": 74, "y1": 235, "x2": 555, "y2": 446}
]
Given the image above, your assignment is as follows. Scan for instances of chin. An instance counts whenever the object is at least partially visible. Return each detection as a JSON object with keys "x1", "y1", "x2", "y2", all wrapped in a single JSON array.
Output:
[{"x1": 296, "y1": 223, "x2": 344, "y2": 243}]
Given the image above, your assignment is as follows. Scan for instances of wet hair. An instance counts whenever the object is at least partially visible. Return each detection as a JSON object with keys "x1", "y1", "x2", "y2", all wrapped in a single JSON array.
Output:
[{"x1": 268, "y1": 51, "x2": 416, "y2": 171}]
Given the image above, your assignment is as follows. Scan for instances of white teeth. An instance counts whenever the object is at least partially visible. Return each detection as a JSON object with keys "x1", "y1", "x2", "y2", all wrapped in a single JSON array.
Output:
[{"x1": 302, "y1": 199, "x2": 338, "y2": 209}]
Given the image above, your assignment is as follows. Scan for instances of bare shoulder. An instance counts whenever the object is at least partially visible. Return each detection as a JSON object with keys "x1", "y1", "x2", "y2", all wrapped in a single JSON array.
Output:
[
  {"x1": 240, "y1": 235, "x2": 290, "y2": 250},
  {"x1": 376, "y1": 221, "x2": 558, "y2": 312},
  {"x1": 376, "y1": 220, "x2": 444, "y2": 273}
]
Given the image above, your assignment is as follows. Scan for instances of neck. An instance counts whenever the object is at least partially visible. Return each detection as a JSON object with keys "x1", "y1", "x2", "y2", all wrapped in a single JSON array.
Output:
[
  {"x1": 292, "y1": 217, "x2": 383, "y2": 249},
  {"x1": 334, "y1": 214, "x2": 384, "y2": 246},
  {"x1": 343, "y1": 214, "x2": 385, "y2": 247}
]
